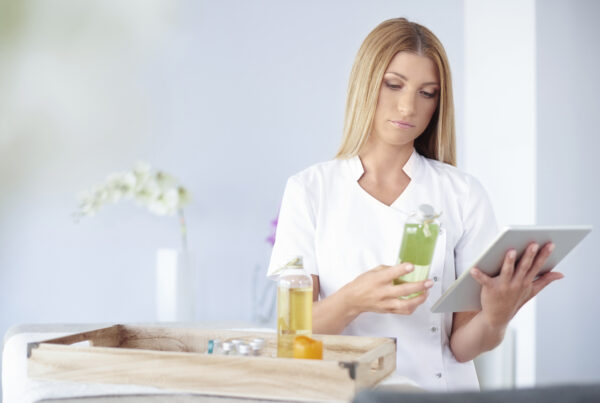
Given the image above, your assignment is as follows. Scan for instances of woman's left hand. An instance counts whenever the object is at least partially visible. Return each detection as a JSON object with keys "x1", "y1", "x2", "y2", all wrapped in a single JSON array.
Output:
[{"x1": 470, "y1": 242, "x2": 564, "y2": 328}]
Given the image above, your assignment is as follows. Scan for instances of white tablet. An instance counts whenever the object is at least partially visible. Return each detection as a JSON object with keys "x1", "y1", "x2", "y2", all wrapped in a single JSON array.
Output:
[{"x1": 431, "y1": 225, "x2": 592, "y2": 313}]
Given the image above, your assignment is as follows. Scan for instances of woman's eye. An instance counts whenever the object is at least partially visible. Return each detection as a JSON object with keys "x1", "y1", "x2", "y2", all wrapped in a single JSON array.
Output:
[
  {"x1": 420, "y1": 90, "x2": 437, "y2": 99},
  {"x1": 385, "y1": 81, "x2": 402, "y2": 90}
]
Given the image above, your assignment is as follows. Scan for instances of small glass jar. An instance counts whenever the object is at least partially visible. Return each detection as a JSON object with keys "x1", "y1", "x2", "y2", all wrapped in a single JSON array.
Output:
[
  {"x1": 221, "y1": 341, "x2": 234, "y2": 356},
  {"x1": 237, "y1": 342, "x2": 251, "y2": 356},
  {"x1": 249, "y1": 340, "x2": 264, "y2": 356},
  {"x1": 206, "y1": 339, "x2": 222, "y2": 354}
]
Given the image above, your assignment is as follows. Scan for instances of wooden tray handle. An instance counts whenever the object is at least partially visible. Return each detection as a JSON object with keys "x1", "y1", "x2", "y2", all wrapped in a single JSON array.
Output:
[
  {"x1": 353, "y1": 339, "x2": 396, "y2": 387},
  {"x1": 27, "y1": 325, "x2": 123, "y2": 357}
]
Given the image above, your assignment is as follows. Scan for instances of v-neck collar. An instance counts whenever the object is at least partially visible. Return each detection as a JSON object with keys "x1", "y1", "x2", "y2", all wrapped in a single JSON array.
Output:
[
  {"x1": 345, "y1": 148, "x2": 423, "y2": 210},
  {"x1": 347, "y1": 148, "x2": 422, "y2": 181}
]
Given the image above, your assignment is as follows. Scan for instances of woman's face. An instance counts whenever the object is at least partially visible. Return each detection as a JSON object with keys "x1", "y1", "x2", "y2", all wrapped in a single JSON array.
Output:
[{"x1": 370, "y1": 51, "x2": 440, "y2": 148}]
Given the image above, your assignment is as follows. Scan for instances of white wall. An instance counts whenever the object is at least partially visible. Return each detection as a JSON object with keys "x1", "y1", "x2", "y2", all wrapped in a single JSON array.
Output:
[
  {"x1": 0, "y1": 0, "x2": 465, "y2": 391},
  {"x1": 463, "y1": 0, "x2": 537, "y2": 387},
  {"x1": 535, "y1": 0, "x2": 600, "y2": 385},
  {"x1": 464, "y1": 0, "x2": 600, "y2": 387}
]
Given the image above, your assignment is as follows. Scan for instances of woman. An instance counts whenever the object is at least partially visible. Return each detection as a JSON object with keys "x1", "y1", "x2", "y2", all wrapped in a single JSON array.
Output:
[{"x1": 267, "y1": 17, "x2": 562, "y2": 391}]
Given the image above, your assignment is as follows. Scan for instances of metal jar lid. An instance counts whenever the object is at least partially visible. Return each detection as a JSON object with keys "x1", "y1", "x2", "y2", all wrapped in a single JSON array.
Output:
[
  {"x1": 221, "y1": 341, "x2": 233, "y2": 354},
  {"x1": 237, "y1": 342, "x2": 251, "y2": 356}
]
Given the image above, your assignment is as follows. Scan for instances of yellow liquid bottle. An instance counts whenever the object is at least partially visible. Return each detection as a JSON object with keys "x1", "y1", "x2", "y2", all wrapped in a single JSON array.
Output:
[{"x1": 276, "y1": 257, "x2": 313, "y2": 358}]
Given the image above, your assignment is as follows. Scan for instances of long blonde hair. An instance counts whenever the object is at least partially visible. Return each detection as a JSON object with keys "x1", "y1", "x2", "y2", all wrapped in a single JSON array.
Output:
[{"x1": 336, "y1": 18, "x2": 456, "y2": 166}]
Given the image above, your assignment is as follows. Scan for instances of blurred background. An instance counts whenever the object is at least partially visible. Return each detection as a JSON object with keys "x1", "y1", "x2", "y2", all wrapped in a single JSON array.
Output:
[{"x1": 1, "y1": 0, "x2": 598, "y2": 396}]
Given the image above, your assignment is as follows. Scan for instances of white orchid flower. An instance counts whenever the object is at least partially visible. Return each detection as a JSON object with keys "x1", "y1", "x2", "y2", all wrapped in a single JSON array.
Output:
[
  {"x1": 74, "y1": 162, "x2": 191, "y2": 250},
  {"x1": 75, "y1": 162, "x2": 191, "y2": 219}
]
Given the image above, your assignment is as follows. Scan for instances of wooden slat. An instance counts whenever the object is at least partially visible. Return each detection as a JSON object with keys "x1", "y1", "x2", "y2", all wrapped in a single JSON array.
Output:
[
  {"x1": 27, "y1": 325, "x2": 123, "y2": 357},
  {"x1": 34, "y1": 324, "x2": 122, "y2": 347},
  {"x1": 116, "y1": 326, "x2": 277, "y2": 355}
]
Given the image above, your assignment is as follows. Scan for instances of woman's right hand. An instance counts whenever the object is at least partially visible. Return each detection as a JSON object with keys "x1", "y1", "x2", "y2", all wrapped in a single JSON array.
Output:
[{"x1": 340, "y1": 263, "x2": 434, "y2": 316}]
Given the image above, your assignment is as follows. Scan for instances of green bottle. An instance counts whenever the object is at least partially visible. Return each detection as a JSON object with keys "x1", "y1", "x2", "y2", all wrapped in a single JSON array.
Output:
[{"x1": 394, "y1": 204, "x2": 441, "y2": 299}]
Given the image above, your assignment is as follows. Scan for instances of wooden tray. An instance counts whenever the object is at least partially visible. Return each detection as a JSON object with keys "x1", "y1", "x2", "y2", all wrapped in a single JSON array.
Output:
[{"x1": 27, "y1": 324, "x2": 396, "y2": 402}]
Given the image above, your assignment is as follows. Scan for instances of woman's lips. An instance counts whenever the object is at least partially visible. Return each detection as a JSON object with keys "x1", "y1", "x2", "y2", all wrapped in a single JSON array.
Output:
[{"x1": 389, "y1": 120, "x2": 415, "y2": 128}]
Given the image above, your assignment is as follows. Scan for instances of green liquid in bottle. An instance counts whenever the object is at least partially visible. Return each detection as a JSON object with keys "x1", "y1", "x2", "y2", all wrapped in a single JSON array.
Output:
[{"x1": 394, "y1": 222, "x2": 439, "y2": 298}]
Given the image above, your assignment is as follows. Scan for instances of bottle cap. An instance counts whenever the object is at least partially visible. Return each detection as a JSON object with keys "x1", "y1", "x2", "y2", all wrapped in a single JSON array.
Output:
[
  {"x1": 252, "y1": 338, "x2": 266, "y2": 348},
  {"x1": 271, "y1": 256, "x2": 304, "y2": 276},
  {"x1": 416, "y1": 204, "x2": 442, "y2": 222},
  {"x1": 285, "y1": 256, "x2": 303, "y2": 269}
]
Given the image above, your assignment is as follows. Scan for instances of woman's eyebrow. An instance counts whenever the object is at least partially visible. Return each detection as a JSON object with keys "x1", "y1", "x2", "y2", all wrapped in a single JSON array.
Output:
[{"x1": 385, "y1": 71, "x2": 439, "y2": 86}]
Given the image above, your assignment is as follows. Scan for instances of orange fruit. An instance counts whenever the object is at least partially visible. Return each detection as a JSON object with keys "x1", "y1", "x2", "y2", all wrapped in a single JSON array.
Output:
[{"x1": 293, "y1": 335, "x2": 323, "y2": 359}]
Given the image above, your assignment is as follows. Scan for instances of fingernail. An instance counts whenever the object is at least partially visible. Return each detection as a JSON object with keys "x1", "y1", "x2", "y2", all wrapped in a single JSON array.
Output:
[
  {"x1": 470, "y1": 268, "x2": 478, "y2": 276},
  {"x1": 548, "y1": 243, "x2": 555, "y2": 253},
  {"x1": 509, "y1": 250, "x2": 517, "y2": 259},
  {"x1": 425, "y1": 280, "x2": 434, "y2": 288},
  {"x1": 406, "y1": 264, "x2": 414, "y2": 272},
  {"x1": 531, "y1": 244, "x2": 539, "y2": 253}
]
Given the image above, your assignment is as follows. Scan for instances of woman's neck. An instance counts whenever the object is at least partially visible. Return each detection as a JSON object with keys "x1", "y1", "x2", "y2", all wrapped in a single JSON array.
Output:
[{"x1": 358, "y1": 141, "x2": 414, "y2": 182}]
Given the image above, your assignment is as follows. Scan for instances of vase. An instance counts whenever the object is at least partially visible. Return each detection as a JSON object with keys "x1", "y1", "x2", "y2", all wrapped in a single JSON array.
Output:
[{"x1": 155, "y1": 248, "x2": 196, "y2": 322}]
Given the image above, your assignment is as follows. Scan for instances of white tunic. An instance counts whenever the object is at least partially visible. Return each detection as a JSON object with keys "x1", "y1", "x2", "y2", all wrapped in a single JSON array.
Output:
[{"x1": 267, "y1": 149, "x2": 499, "y2": 391}]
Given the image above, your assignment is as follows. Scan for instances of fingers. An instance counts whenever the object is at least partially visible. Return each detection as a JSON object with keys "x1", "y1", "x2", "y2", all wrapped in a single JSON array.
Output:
[
  {"x1": 471, "y1": 243, "x2": 554, "y2": 288},
  {"x1": 525, "y1": 243, "x2": 555, "y2": 281},
  {"x1": 499, "y1": 249, "x2": 517, "y2": 281},
  {"x1": 392, "y1": 262, "x2": 415, "y2": 278},
  {"x1": 378, "y1": 262, "x2": 414, "y2": 282},
  {"x1": 367, "y1": 263, "x2": 436, "y2": 315},
  {"x1": 530, "y1": 271, "x2": 564, "y2": 298},
  {"x1": 372, "y1": 264, "x2": 390, "y2": 272},
  {"x1": 386, "y1": 291, "x2": 429, "y2": 315},
  {"x1": 388, "y1": 278, "x2": 434, "y2": 298},
  {"x1": 470, "y1": 267, "x2": 493, "y2": 287},
  {"x1": 472, "y1": 247, "x2": 518, "y2": 287},
  {"x1": 515, "y1": 243, "x2": 538, "y2": 280}
]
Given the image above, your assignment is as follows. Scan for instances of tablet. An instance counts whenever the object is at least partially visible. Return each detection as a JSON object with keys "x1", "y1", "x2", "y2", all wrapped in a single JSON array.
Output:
[{"x1": 431, "y1": 225, "x2": 592, "y2": 313}]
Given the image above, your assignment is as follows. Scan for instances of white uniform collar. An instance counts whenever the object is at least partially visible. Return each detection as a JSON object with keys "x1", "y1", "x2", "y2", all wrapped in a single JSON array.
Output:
[{"x1": 346, "y1": 148, "x2": 422, "y2": 181}]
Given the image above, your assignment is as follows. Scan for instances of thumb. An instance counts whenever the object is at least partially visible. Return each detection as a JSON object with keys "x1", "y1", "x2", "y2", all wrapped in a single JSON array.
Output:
[
  {"x1": 530, "y1": 271, "x2": 564, "y2": 298},
  {"x1": 470, "y1": 267, "x2": 492, "y2": 287}
]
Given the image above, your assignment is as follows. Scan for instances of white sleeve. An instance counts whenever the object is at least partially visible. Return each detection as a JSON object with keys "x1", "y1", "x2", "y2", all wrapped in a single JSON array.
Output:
[
  {"x1": 454, "y1": 175, "x2": 500, "y2": 277},
  {"x1": 267, "y1": 175, "x2": 318, "y2": 279}
]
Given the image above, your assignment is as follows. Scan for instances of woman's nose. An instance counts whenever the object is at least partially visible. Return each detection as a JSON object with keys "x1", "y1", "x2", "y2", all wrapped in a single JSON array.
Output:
[{"x1": 396, "y1": 92, "x2": 416, "y2": 116}]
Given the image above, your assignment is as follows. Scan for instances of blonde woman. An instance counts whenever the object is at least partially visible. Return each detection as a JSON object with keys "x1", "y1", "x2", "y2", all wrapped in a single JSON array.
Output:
[{"x1": 267, "y1": 18, "x2": 562, "y2": 391}]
